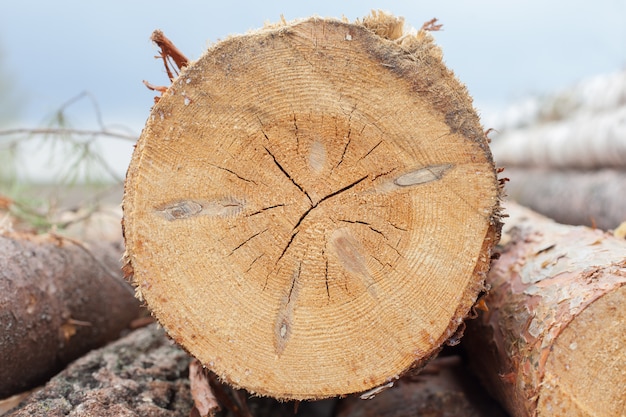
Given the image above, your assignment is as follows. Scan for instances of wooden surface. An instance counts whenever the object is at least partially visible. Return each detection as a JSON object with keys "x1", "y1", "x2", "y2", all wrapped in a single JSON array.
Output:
[{"x1": 123, "y1": 14, "x2": 502, "y2": 399}]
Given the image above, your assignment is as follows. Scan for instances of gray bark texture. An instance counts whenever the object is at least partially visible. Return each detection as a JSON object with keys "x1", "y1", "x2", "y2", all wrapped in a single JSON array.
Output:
[
  {"x1": 6, "y1": 324, "x2": 193, "y2": 417},
  {"x1": 5, "y1": 324, "x2": 337, "y2": 417}
]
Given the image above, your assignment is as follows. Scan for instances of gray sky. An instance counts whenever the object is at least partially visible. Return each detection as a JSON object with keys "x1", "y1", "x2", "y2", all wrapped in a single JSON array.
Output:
[{"x1": 1, "y1": 0, "x2": 625, "y2": 179}]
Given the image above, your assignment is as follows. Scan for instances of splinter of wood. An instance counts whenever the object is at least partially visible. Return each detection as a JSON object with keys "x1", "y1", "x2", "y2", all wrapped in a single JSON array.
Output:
[{"x1": 421, "y1": 18, "x2": 443, "y2": 32}]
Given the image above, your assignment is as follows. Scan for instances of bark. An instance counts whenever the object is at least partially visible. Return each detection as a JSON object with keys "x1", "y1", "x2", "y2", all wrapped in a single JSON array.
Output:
[
  {"x1": 5, "y1": 324, "x2": 337, "y2": 417},
  {"x1": 189, "y1": 359, "x2": 220, "y2": 417},
  {"x1": 5, "y1": 324, "x2": 193, "y2": 417},
  {"x1": 503, "y1": 168, "x2": 626, "y2": 230},
  {"x1": 335, "y1": 355, "x2": 508, "y2": 417},
  {"x1": 0, "y1": 231, "x2": 142, "y2": 398},
  {"x1": 463, "y1": 201, "x2": 626, "y2": 417},
  {"x1": 122, "y1": 13, "x2": 502, "y2": 400}
]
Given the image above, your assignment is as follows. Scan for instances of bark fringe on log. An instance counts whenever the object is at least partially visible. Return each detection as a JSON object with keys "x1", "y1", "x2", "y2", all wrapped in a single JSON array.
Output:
[
  {"x1": 503, "y1": 168, "x2": 626, "y2": 230},
  {"x1": 122, "y1": 12, "x2": 502, "y2": 400},
  {"x1": 0, "y1": 231, "x2": 142, "y2": 398},
  {"x1": 464, "y1": 201, "x2": 626, "y2": 417}
]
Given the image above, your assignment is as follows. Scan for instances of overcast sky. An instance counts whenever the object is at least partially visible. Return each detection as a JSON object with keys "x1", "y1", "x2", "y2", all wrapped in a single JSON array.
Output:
[{"x1": 1, "y1": 0, "x2": 625, "y2": 179}]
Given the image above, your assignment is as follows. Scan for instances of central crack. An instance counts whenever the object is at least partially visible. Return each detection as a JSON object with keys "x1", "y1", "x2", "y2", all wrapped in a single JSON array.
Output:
[
  {"x1": 275, "y1": 175, "x2": 369, "y2": 264},
  {"x1": 264, "y1": 146, "x2": 312, "y2": 204},
  {"x1": 265, "y1": 146, "x2": 369, "y2": 265}
]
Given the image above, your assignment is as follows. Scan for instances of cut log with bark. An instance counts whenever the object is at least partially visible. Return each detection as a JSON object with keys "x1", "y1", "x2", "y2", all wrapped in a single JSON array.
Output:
[
  {"x1": 502, "y1": 168, "x2": 626, "y2": 230},
  {"x1": 335, "y1": 355, "x2": 508, "y2": 417},
  {"x1": 122, "y1": 13, "x2": 502, "y2": 400},
  {"x1": 463, "y1": 201, "x2": 626, "y2": 417},
  {"x1": 0, "y1": 231, "x2": 142, "y2": 398}
]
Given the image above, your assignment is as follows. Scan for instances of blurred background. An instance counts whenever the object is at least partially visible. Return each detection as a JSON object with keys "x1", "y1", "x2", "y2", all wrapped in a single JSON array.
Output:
[{"x1": 0, "y1": 0, "x2": 624, "y2": 208}]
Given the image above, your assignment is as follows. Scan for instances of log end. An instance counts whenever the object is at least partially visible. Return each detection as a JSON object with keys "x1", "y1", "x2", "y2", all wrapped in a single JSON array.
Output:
[{"x1": 123, "y1": 13, "x2": 502, "y2": 400}]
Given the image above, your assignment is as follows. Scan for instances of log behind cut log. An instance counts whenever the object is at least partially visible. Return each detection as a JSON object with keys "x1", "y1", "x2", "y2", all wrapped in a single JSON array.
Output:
[
  {"x1": 503, "y1": 168, "x2": 626, "y2": 230},
  {"x1": 463, "y1": 202, "x2": 626, "y2": 417},
  {"x1": 335, "y1": 355, "x2": 508, "y2": 417},
  {"x1": 6, "y1": 324, "x2": 337, "y2": 417},
  {"x1": 0, "y1": 232, "x2": 141, "y2": 398},
  {"x1": 490, "y1": 103, "x2": 626, "y2": 169}
]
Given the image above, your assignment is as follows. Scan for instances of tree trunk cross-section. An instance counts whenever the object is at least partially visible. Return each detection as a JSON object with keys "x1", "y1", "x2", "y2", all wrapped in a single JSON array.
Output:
[{"x1": 123, "y1": 15, "x2": 502, "y2": 400}]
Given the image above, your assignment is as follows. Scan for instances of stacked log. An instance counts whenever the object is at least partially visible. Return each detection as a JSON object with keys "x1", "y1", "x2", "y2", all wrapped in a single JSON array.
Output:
[
  {"x1": 0, "y1": 231, "x2": 141, "y2": 399},
  {"x1": 464, "y1": 202, "x2": 626, "y2": 416},
  {"x1": 499, "y1": 168, "x2": 626, "y2": 230},
  {"x1": 489, "y1": 69, "x2": 626, "y2": 229},
  {"x1": 5, "y1": 324, "x2": 194, "y2": 417}
]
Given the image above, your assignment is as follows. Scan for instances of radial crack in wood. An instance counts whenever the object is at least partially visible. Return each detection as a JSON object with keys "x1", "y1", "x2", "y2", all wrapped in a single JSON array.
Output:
[{"x1": 122, "y1": 12, "x2": 502, "y2": 400}]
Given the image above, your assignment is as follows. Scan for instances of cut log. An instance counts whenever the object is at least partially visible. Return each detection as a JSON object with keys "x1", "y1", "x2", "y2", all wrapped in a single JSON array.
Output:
[
  {"x1": 0, "y1": 231, "x2": 141, "y2": 398},
  {"x1": 463, "y1": 201, "x2": 626, "y2": 417},
  {"x1": 122, "y1": 13, "x2": 502, "y2": 400},
  {"x1": 335, "y1": 355, "x2": 508, "y2": 417},
  {"x1": 503, "y1": 168, "x2": 626, "y2": 230}
]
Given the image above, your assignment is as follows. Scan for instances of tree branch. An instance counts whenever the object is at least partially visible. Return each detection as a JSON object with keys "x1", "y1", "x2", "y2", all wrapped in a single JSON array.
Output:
[{"x1": 0, "y1": 127, "x2": 137, "y2": 142}]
